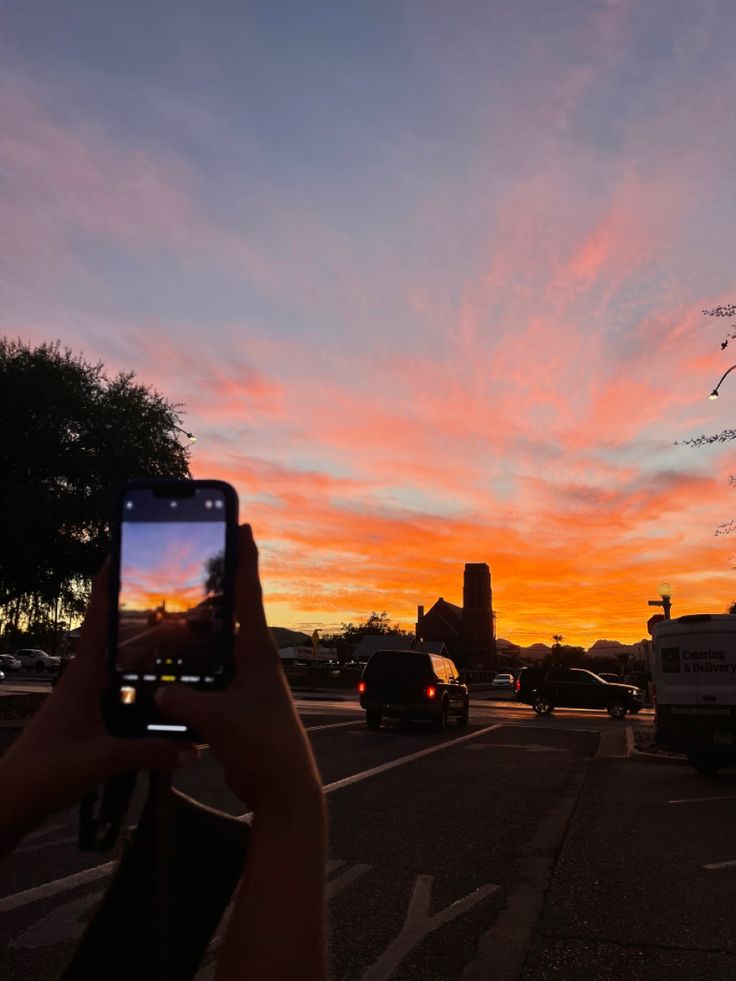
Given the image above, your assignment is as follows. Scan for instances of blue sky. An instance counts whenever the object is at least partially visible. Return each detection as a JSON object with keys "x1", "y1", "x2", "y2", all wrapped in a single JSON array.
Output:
[{"x1": 4, "y1": 0, "x2": 736, "y2": 642}]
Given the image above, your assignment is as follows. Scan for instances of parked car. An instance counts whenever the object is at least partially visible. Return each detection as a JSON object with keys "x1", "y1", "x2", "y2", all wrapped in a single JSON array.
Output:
[
  {"x1": 358, "y1": 650, "x2": 469, "y2": 731},
  {"x1": 595, "y1": 672, "x2": 642, "y2": 712},
  {"x1": 491, "y1": 672, "x2": 516, "y2": 690},
  {"x1": 516, "y1": 666, "x2": 642, "y2": 718},
  {"x1": 0, "y1": 653, "x2": 21, "y2": 672},
  {"x1": 15, "y1": 649, "x2": 61, "y2": 672}
]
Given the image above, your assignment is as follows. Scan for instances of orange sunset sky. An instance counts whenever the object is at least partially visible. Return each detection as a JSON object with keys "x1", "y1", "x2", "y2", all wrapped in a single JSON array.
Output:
[{"x1": 5, "y1": 2, "x2": 736, "y2": 645}]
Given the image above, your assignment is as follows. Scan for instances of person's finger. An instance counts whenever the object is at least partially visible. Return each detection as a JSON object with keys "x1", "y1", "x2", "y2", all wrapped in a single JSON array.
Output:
[
  {"x1": 77, "y1": 561, "x2": 110, "y2": 664},
  {"x1": 155, "y1": 684, "x2": 224, "y2": 736},
  {"x1": 234, "y1": 524, "x2": 269, "y2": 638},
  {"x1": 63, "y1": 561, "x2": 111, "y2": 696},
  {"x1": 107, "y1": 735, "x2": 198, "y2": 774},
  {"x1": 232, "y1": 526, "x2": 279, "y2": 685}
]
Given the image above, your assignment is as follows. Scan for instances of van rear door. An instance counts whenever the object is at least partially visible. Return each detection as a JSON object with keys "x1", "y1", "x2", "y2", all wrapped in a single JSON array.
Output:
[{"x1": 654, "y1": 615, "x2": 736, "y2": 750}]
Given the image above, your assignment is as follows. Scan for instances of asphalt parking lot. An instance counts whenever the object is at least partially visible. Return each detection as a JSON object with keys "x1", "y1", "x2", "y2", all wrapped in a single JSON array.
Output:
[{"x1": 1, "y1": 700, "x2": 734, "y2": 980}]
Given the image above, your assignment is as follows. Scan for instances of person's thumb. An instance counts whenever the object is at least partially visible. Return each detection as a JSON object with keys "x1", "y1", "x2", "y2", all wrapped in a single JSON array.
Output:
[
  {"x1": 109, "y1": 736, "x2": 198, "y2": 774},
  {"x1": 155, "y1": 683, "x2": 221, "y2": 736}
]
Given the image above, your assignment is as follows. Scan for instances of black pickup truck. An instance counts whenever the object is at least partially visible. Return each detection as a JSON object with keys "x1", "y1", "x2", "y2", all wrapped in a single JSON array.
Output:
[{"x1": 516, "y1": 666, "x2": 642, "y2": 718}]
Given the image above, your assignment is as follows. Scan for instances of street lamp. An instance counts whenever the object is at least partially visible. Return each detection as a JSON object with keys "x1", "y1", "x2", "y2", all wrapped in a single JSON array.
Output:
[
  {"x1": 708, "y1": 364, "x2": 736, "y2": 399},
  {"x1": 172, "y1": 425, "x2": 197, "y2": 443},
  {"x1": 648, "y1": 582, "x2": 673, "y2": 620}
]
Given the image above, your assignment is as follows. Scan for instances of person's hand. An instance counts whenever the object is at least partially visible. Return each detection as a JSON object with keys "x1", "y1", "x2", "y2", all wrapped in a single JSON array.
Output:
[
  {"x1": 155, "y1": 524, "x2": 323, "y2": 816},
  {"x1": 0, "y1": 564, "x2": 195, "y2": 840}
]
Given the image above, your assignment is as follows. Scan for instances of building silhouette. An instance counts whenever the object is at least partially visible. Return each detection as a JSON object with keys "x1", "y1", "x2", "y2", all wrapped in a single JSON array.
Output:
[{"x1": 415, "y1": 563, "x2": 496, "y2": 669}]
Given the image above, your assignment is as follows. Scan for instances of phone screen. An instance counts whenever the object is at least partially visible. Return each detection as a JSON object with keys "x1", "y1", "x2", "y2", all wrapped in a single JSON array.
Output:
[{"x1": 107, "y1": 482, "x2": 236, "y2": 737}]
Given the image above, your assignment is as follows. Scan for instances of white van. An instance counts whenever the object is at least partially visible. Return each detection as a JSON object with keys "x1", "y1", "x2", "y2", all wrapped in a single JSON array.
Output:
[{"x1": 653, "y1": 614, "x2": 736, "y2": 773}]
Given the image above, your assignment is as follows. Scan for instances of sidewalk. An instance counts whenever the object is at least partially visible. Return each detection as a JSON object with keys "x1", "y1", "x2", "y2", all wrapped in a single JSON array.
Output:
[{"x1": 520, "y1": 751, "x2": 736, "y2": 979}]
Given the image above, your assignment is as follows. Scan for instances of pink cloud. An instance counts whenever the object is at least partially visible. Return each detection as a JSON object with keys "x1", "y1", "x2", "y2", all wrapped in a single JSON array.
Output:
[{"x1": 0, "y1": 85, "x2": 271, "y2": 288}]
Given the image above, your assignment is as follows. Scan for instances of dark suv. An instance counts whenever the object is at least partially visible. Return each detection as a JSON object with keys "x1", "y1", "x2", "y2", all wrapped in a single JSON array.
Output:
[
  {"x1": 516, "y1": 666, "x2": 642, "y2": 718},
  {"x1": 358, "y1": 650, "x2": 469, "y2": 731}
]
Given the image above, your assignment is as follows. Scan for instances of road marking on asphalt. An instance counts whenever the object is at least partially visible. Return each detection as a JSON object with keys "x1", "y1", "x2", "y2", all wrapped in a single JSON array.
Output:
[
  {"x1": 704, "y1": 859, "x2": 736, "y2": 870},
  {"x1": 500, "y1": 723, "x2": 600, "y2": 733},
  {"x1": 326, "y1": 863, "x2": 372, "y2": 899},
  {"x1": 318, "y1": 725, "x2": 503, "y2": 797},
  {"x1": 360, "y1": 874, "x2": 499, "y2": 981},
  {"x1": 466, "y1": 743, "x2": 566, "y2": 753},
  {"x1": 0, "y1": 726, "x2": 502, "y2": 914},
  {"x1": 294, "y1": 699, "x2": 361, "y2": 709},
  {"x1": 305, "y1": 720, "x2": 362, "y2": 733},
  {"x1": 18, "y1": 835, "x2": 78, "y2": 855},
  {"x1": 117, "y1": 626, "x2": 159, "y2": 648},
  {"x1": 25, "y1": 823, "x2": 64, "y2": 841},
  {"x1": 10, "y1": 889, "x2": 104, "y2": 948},
  {"x1": 0, "y1": 862, "x2": 117, "y2": 913},
  {"x1": 669, "y1": 795, "x2": 736, "y2": 805},
  {"x1": 193, "y1": 860, "x2": 375, "y2": 981}
]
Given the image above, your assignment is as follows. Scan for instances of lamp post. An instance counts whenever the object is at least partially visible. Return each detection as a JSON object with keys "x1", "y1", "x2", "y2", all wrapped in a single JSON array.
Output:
[
  {"x1": 648, "y1": 582, "x2": 673, "y2": 620},
  {"x1": 172, "y1": 425, "x2": 197, "y2": 443},
  {"x1": 708, "y1": 364, "x2": 736, "y2": 399}
]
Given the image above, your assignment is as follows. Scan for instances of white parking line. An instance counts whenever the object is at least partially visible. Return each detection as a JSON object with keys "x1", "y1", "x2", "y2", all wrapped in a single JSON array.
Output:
[
  {"x1": 466, "y1": 743, "x2": 566, "y2": 754},
  {"x1": 326, "y1": 863, "x2": 372, "y2": 899},
  {"x1": 501, "y1": 723, "x2": 600, "y2": 733},
  {"x1": 360, "y1": 874, "x2": 499, "y2": 981},
  {"x1": 704, "y1": 859, "x2": 736, "y2": 870},
  {"x1": 319, "y1": 724, "x2": 503, "y2": 797},
  {"x1": 0, "y1": 862, "x2": 117, "y2": 913},
  {"x1": 305, "y1": 721, "x2": 362, "y2": 733},
  {"x1": 25, "y1": 823, "x2": 64, "y2": 841},
  {"x1": 669, "y1": 795, "x2": 736, "y2": 805},
  {"x1": 117, "y1": 627, "x2": 159, "y2": 648},
  {"x1": 18, "y1": 835, "x2": 78, "y2": 855},
  {"x1": 0, "y1": 724, "x2": 503, "y2": 912}
]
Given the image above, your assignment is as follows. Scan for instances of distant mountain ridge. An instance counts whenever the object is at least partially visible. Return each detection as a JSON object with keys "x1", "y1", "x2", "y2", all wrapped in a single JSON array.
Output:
[{"x1": 497, "y1": 637, "x2": 647, "y2": 660}]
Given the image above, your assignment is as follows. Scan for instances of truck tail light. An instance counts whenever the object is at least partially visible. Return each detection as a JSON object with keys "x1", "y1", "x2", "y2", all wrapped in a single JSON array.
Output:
[
  {"x1": 426, "y1": 685, "x2": 437, "y2": 699},
  {"x1": 358, "y1": 681, "x2": 366, "y2": 694}
]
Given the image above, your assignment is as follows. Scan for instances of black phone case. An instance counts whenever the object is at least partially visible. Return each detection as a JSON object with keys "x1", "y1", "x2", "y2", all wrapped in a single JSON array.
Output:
[{"x1": 103, "y1": 478, "x2": 239, "y2": 740}]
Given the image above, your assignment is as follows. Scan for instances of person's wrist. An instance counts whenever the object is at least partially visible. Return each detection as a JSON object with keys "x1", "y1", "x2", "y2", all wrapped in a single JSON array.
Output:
[
  {"x1": 0, "y1": 756, "x2": 49, "y2": 850},
  {"x1": 251, "y1": 776, "x2": 325, "y2": 829}
]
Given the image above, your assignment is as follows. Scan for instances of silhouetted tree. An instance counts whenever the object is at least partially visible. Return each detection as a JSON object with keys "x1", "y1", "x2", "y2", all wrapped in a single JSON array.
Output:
[
  {"x1": 545, "y1": 644, "x2": 586, "y2": 668},
  {"x1": 204, "y1": 552, "x2": 225, "y2": 595},
  {"x1": 727, "y1": 600, "x2": 736, "y2": 615},
  {"x1": 0, "y1": 338, "x2": 191, "y2": 646},
  {"x1": 678, "y1": 305, "x2": 736, "y2": 535},
  {"x1": 329, "y1": 611, "x2": 412, "y2": 645}
]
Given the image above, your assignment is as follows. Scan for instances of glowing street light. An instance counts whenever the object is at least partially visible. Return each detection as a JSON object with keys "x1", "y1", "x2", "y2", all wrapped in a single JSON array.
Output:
[
  {"x1": 708, "y1": 364, "x2": 736, "y2": 399},
  {"x1": 648, "y1": 582, "x2": 673, "y2": 620},
  {"x1": 172, "y1": 425, "x2": 197, "y2": 443}
]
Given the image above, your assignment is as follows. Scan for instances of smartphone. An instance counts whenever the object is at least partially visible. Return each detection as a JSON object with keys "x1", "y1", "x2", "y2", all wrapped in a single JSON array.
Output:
[{"x1": 103, "y1": 479, "x2": 239, "y2": 739}]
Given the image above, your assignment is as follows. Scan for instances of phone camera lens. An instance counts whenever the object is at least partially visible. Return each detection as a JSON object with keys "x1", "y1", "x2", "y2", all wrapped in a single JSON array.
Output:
[
  {"x1": 214, "y1": 500, "x2": 223, "y2": 509},
  {"x1": 170, "y1": 500, "x2": 178, "y2": 509},
  {"x1": 205, "y1": 500, "x2": 213, "y2": 509}
]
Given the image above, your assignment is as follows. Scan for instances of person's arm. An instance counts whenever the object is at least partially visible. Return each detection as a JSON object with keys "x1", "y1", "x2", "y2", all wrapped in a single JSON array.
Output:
[
  {"x1": 0, "y1": 565, "x2": 192, "y2": 859},
  {"x1": 216, "y1": 786, "x2": 326, "y2": 981},
  {"x1": 156, "y1": 524, "x2": 327, "y2": 981}
]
